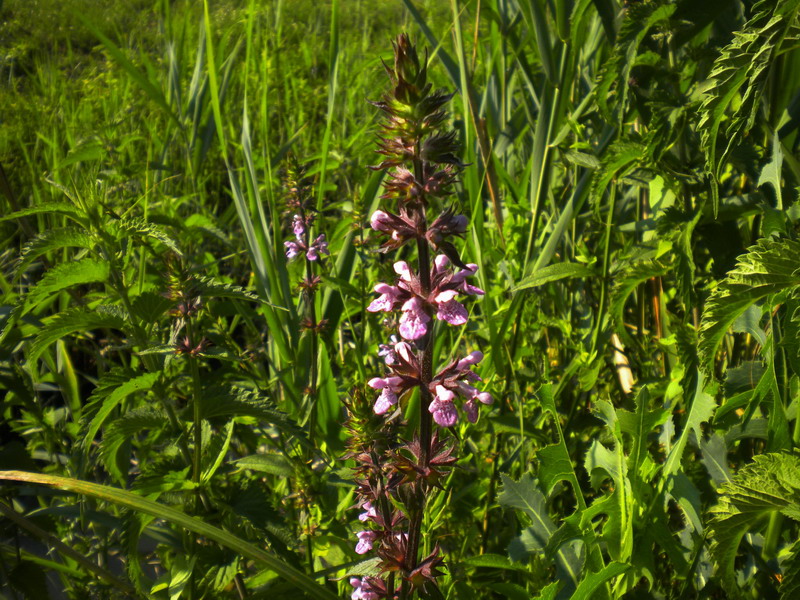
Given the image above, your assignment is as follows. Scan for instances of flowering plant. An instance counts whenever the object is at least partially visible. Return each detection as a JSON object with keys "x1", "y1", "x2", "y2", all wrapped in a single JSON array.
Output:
[{"x1": 345, "y1": 34, "x2": 492, "y2": 600}]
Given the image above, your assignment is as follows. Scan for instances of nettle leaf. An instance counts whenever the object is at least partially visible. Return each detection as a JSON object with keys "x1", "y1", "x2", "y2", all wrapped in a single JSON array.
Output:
[
  {"x1": 699, "y1": 238, "x2": 800, "y2": 369},
  {"x1": 15, "y1": 227, "x2": 96, "y2": 280},
  {"x1": 80, "y1": 368, "x2": 163, "y2": 456},
  {"x1": 112, "y1": 216, "x2": 182, "y2": 255},
  {"x1": 192, "y1": 275, "x2": 262, "y2": 303},
  {"x1": 594, "y1": 0, "x2": 677, "y2": 118},
  {"x1": 0, "y1": 202, "x2": 86, "y2": 226},
  {"x1": 698, "y1": 0, "x2": 800, "y2": 214},
  {"x1": 233, "y1": 454, "x2": 293, "y2": 478},
  {"x1": 27, "y1": 305, "x2": 129, "y2": 367},
  {"x1": 99, "y1": 407, "x2": 167, "y2": 482},
  {"x1": 22, "y1": 257, "x2": 110, "y2": 314},
  {"x1": 708, "y1": 452, "x2": 800, "y2": 596},
  {"x1": 780, "y1": 539, "x2": 800, "y2": 600}
]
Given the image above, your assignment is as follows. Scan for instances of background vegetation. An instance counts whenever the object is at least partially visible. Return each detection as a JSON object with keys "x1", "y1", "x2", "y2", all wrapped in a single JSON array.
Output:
[{"x1": 1, "y1": 0, "x2": 800, "y2": 598}]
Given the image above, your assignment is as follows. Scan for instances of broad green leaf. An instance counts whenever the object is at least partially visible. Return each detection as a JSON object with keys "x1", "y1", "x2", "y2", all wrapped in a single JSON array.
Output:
[
  {"x1": 0, "y1": 202, "x2": 84, "y2": 225},
  {"x1": 499, "y1": 474, "x2": 583, "y2": 585},
  {"x1": 0, "y1": 471, "x2": 340, "y2": 600}
]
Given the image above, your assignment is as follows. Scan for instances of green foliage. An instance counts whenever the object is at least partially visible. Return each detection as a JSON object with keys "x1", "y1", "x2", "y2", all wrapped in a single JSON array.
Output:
[
  {"x1": 2, "y1": 0, "x2": 800, "y2": 597},
  {"x1": 708, "y1": 452, "x2": 800, "y2": 597}
]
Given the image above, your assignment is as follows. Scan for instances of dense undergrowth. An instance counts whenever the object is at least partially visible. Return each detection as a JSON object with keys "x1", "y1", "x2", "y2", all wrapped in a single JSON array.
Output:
[{"x1": 1, "y1": 0, "x2": 800, "y2": 598}]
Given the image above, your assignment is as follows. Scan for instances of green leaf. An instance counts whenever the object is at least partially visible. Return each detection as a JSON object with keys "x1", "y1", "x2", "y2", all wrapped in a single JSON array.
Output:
[
  {"x1": 708, "y1": 452, "x2": 800, "y2": 596},
  {"x1": 571, "y1": 561, "x2": 630, "y2": 600},
  {"x1": 511, "y1": 262, "x2": 594, "y2": 292},
  {"x1": 462, "y1": 553, "x2": 527, "y2": 571},
  {"x1": 780, "y1": 539, "x2": 800, "y2": 600},
  {"x1": 0, "y1": 202, "x2": 85, "y2": 225},
  {"x1": 22, "y1": 257, "x2": 109, "y2": 315},
  {"x1": 28, "y1": 306, "x2": 128, "y2": 367},
  {"x1": 80, "y1": 368, "x2": 161, "y2": 454},
  {"x1": 698, "y1": 0, "x2": 800, "y2": 215},
  {"x1": 663, "y1": 370, "x2": 716, "y2": 478},
  {"x1": 113, "y1": 216, "x2": 182, "y2": 255},
  {"x1": 233, "y1": 454, "x2": 293, "y2": 478},
  {"x1": 499, "y1": 474, "x2": 583, "y2": 585},
  {"x1": 699, "y1": 238, "x2": 800, "y2": 369},
  {"x1": 15, "y1": 227, "x2": 96, "y2": 281},
  {"x1": 0, "y1": 471, "x2": 340, "y2": 600},
  {"x1": 99, "y1": 407, "x2": 166, "y2": 482}
]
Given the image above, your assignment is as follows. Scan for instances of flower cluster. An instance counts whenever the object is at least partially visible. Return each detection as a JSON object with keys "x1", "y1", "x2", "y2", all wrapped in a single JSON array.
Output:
[
  {"x1": 284, "y1": 214, "x2": 329, "y2": 261},
  {"x1": 367, "y1": 255, "x2": 484, "y2": 340},
  {"x1": 368, "y1": 338, "x2": 493, "y2": 426}
]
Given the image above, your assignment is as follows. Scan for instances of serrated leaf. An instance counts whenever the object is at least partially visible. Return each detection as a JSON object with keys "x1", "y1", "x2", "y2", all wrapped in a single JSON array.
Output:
[
  {"x1": 22, "y1": 257, "x2": 109, "y2": 314},
  {"x1": 610, "y1": 259, "x2": 671, "y2": 336},
  {"x1": 28, "y1": 306, "x2": 129, "y2": 367},
  {"x1": 15, "y1": 227, "x2": 96, "y2": 280},
  {"x1": 0, "y1": 202, "x2": 85, "y2": 225},
  {"x1": 79, "y1": 368, "x2": 161, "y2": 453},
  {"x1": 699, "y1": 238, "x2": 800, "y2": 368},
  {"x1": 709, "y1": 452, "x2": 800, "y2": 596},
  {"x1": 663, "y1": 370, "x2": 716, "y2": 478},
  {"x1": 571, "y1": 561, "x2": 629, "y2": 600},
  {"x1": 698, "y1": 0, "x2": 800, "y2": 214},
  {"x1": 100, "y1": 407, "x2": 166, "y2": 482},
  {"x1": 113, "y1": 216, "x2": 182, "y2": 255},
  {"x1": 499, "y1": 474, "x2": 583, "y2": 585},
  {"x1": 700, "y1": 433, "x2": 732, "y2": 486},
  {"x1": 780, "y1": 539, "x2": 800, "y2": 600}
]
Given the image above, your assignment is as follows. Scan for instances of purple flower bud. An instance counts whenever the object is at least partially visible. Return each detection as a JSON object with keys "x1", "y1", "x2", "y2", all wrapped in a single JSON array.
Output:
[
  {"x1": 370, "y1": 210, "x2": 393, "y2": 234},
  {"x1": 457, "y1": 350, "x2": 483, "y2": 370},
  {"x1": 292, "y1": 214, "x2": 305, "y2": 237},
  {"x1": 450, "y1": 214, "x2": 468, "y2": 233}
]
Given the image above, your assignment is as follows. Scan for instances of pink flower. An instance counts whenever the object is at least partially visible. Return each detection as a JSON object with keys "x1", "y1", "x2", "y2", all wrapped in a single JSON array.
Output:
[
  {"x1": 349, "y1": 577, "x2": 381, "y2": 600},
  {"x1": 367, "y1": 283, "x2": 402, "y2": 312},
  {"x1": 368, "y1": 376, "x2": 404, "y2": 415},
  {"x1": 399, "y1": 296, "x2": 430, "y2": 340},
  {"x1": 292, "y1": 214, "x2": 306, "y2": 237},
  {"x1": 358, "y1": 501, "x2": 378, "y2": 522},
  {"x1": 284, "y1": 240, "x2": 301, "y2": 259},
  {"x1": 306, "y1": 234, "x2": 329, "y2": 261},
  {"x1": 433, "y1": 289, "x2": 468, "y2": 326},
  {"x1": 428, "y1": 351, "x2": 493, "y2": 427},
  {"x1": 355, "y1": 530, "x2": 378, "y2": 554}
]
